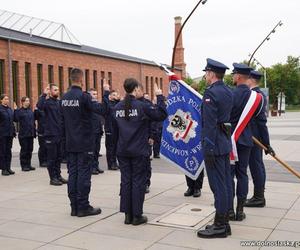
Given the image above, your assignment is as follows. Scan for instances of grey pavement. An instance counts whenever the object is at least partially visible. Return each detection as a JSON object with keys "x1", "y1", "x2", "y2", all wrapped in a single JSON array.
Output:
[{"x1": 0, "y1": 112, "x2": 299, "y2": 250}]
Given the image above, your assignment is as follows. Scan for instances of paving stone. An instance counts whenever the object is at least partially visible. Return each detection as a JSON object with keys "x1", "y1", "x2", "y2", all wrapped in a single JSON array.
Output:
[
  {"x1": 0, "y1": 235, "x2": 43, "y2": 250},
  {"x1": 276, "y1": 219, "x2": 300, "y2": 233}
]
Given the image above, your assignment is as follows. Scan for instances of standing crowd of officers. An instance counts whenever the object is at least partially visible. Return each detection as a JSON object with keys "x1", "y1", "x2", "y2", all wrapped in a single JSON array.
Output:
[{"x1": 0, "y1": 60, "x2": 275, "y2": 237}]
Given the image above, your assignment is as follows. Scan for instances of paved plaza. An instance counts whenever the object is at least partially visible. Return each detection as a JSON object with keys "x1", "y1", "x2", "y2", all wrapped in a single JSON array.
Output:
[{"x1": 0, "y1": 112, "x2": 300, "y2": 250}]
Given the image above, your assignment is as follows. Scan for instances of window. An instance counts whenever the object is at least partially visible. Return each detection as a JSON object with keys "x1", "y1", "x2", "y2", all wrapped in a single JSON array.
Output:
[
  {"x1": 68, "y1": 67, "x2": 72, "y2": 86},
  {"x1": 93, "y1": 70, "x2": 97, "y2": 89},
  {"x1": 150, "y1": 76, "x2": 154, "y2": 99},
  {"x1": 108, "y1": 72, "x2": 112, "y2": 87},
  {"x1": 25, "y1": 62, "x2": 31, "y2": 98},
  {"x1": 37, "y1": 64, "x2": 43, "y2": 95},
  {"x1": 58, "y1": 66, "x2": 64, "y2": 95},
  {"x1": 100, "y1": 71, "x2": 105, "y2": 96},
  {"x1": 12, "y1": 61, "x2": 19, "y2": 104},
  {"x1": 0, "y1": 59, "x2": 4, "y2": 94},
  {"x1": 145, "y1": 76, "x2": 149, "y2": 94},
  {"x1": 85, "y1": 69, "x2": 90, "y2": 91},
  {"x1": 48, "y1": 65, "x2": 54, "y2": 83}
]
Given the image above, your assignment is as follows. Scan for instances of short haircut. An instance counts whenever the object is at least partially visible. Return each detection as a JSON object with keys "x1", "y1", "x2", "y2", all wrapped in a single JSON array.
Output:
[
  {"x1": 70, "y1": 68, "x2": 83, "y2": 83},
  {"x1": 49, "y1": 83, "x2": 58, "y2": 89},
  {"x1": 0, "y1": 94, "x2": 8, "y2": 101},
  {"x1": 89, "y1": 88, "x2": 96, "y2": 92},
  {"x1": 137, "y1": 82, "x2": 144, "y2": 90},
  {"x1": 21, "y1": 96, "x2": 29, "y2": 103},
  {"x1": 214, "y1": 72, "x2": 225, "y2": 80}
]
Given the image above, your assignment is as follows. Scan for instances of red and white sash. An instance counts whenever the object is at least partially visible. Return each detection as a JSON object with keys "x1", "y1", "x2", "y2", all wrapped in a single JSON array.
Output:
[{"x1": 230, "y1": 90, "x2": 262, "y2": 163}]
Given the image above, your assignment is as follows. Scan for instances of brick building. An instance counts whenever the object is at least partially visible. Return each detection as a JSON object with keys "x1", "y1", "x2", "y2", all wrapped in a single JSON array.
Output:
[{"x1": 0, "y1": 16, "x2": 185, "y2": 106}]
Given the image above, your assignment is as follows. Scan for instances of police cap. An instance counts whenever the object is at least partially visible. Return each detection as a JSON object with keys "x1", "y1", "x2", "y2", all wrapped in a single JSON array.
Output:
[
  {"x1": 203, "y1": 58, "x2": 229, "y2": 74},
  {"x1": 232, "y1": 63, "x2": 253, "y2": 75}
]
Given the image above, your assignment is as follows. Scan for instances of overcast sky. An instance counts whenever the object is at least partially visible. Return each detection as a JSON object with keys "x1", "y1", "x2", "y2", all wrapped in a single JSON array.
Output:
[{"x1": 1, "y1": 0, "x2": 299, "y2": 77}]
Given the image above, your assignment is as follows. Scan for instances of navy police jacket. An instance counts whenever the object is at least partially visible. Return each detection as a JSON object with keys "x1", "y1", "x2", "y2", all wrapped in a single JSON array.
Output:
[
  {"x1": 201, "y1": 80, "x2": 233, "y2": 156},
  {"x1": 113, "y1": 94, "x2": 167, "y2": 157},
  {"x1": 0, "y1": 104, "x2": 15, "y2": 137},
  {"x1": 35, "y1": 95, "x2": 47, "y2": 136},
  {"x1": 61, "y1": 85, "x2": 107, "y2": 152},
  {"x1": 230, "y1": 84, "x2": 263, "y2": 147},
  {"x1": 103, "y1": 91, "x2": 118, "y2": 135},
  {"x1": 37, "y1": 95, "x2": 62, "y2": 137},
  {"x1": 250, "y1": 87, "x2": 270, "y2": 146},
  {"x1": 14, "y1": 108, "x2": 36, "y2": 138}
]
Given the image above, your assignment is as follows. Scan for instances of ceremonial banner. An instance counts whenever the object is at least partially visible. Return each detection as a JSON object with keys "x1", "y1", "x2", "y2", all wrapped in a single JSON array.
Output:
[{"x1": 160, "y1": 75, "x2": 204, "y2": 180}]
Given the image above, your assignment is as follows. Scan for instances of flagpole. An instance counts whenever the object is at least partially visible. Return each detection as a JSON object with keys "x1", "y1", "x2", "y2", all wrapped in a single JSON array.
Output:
[{"x1": 171, "y1": 0, "x2": 208, "y2": 71}]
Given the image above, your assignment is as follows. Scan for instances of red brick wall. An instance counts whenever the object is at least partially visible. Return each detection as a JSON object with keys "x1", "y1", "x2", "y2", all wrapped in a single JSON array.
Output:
[{"x1": 0, "y1": 39, "x2": 182, "y2": 107}]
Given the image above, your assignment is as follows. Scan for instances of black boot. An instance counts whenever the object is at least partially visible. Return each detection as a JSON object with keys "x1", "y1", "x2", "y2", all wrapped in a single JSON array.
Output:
[
  {"x1": 245, "y1": 188, "x2": 266, "y2": 207},
  {"x1": 29, "y1": 166, "x2": 36, "y2": 171},
  {"x1": 1, "y1": 170, "x2": 10, "y2": 176},
  {"x1": 193, "y1": 189, "x2": 201, "y2": 198},
  {"x1": 184, "y1": 188, "x2": 193, "y2": 197},
  {"x1": 7, "y1": 169, "x2": 15, "y2": 175},
  {"x1": 132, "y1": 215, "x2": 148, "y2": 225},
  {"x1": 58, "y1": 176, "x2": 68, "y2": 184},
  {"x1": 124, "y1": 213, "x2": 133, "y2": 224},
  {"x1": 145, "y1": 185, "x2": 150, "y2": 194},
  {"x1": 92, "y1": 168, "x2": 99, "y2": 175},
  {"x1": 22, "y1": 167, "x2": 31, "y2": 172},
  {"x1": 236, "y1": 199, "x2": 246, "y2": 221},
  {"x1": 77, "y1": 206, "x2": 101, "y2": 217},
  {"x1": 228, "y1": 208, "x2": 235, "y2": 221},
  {"x1": 50, "y1": 178, "x2": 63, "y2": 186},
  {"x1": 197, "y1": 213, "x2": 227, "y2": 238},
  {"x1": 205, "y1": 212, "x2": 231, "y2": 236}
]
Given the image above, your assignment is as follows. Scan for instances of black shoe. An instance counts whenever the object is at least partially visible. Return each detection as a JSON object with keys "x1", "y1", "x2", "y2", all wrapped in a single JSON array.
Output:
[
  {"x1": 92, "y1": 169, "x2": 99, "y2": 175},
  {"x1": 124, "y1": 213, "x2": 133, "y2": 224},
  {"x1": 132, "y1": 215, "x2": 148, "y2": 225},
  {"x1": 50, "y1": 178, "x2": 63, "y2": 186},
  {"x1": 77, "y1": 206, "x2": 101, "y2": 217},
  {"x1": 236, "y1": 199, "x2": 246, "y2": 221},
  {"x1": 7, "y1": 169, "x2": 15, "y2": 175},
  {"x1": 1, "y1": 170, "x2": 10, "y2": 176},
  {"x1": 228, "y1": 209, "x2": 236, "y2": 221},
  {"x1": 145, "y1": 185, "x2": 150, "y2": 194},
  {"x1": 110, "y1": 165, "x2": 118, "y2": 171},
  {"x1": 22, "y1": 167, "x2": 31, "y2": 172},
  {"x1": 58, "y1": 176, "x2": 68, "y2": 184},
  {"x1": 97, "y1": 168, "x2": 104, "y2": 174},
  {"x1": 71, "y1": 209, "x2": 77, "y2": 216},
  {"x1": 245, "y1": 189, "x2": 266, "y2": 207},
  {"x1": 29, "y1": 166, "x2": 36, "y2": 171},
  {"x1": 153, "y1": 155, "x2": 160, "y2": 159},
  {"x1": 205, "y1": 213, "x2": 231, "y2": 236},
  {"x1": 99, "y1": 154, "x2": 103, "y2": 157},
  {"x1": 184, "y1": 188, "x2": 193, "y2": 197},
  {"x1": 193, "y1": 189, "x2": 201, "y2": 198},
  {"x1": 40, "y1": 162, "x2": 47, "y2": 168},
  {"x1": 197, "y1": 213, "x2": 227, "y2": 238}
]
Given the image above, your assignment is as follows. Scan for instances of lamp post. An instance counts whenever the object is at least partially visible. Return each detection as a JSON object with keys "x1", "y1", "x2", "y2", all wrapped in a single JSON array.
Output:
[{"x1": 248, "y1": 20, "x2": 283, "y2": 66}]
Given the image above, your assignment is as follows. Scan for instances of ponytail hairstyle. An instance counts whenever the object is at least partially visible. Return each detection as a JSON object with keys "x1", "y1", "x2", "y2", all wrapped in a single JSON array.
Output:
[{"x1": 123, "y1": 78, "x2": 139, "y2": 121}]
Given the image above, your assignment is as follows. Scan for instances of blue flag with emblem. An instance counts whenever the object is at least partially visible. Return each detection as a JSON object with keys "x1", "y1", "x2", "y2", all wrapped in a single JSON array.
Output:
[{"x1": 160, "y1": 74, "x2": 204, "y2": 180}]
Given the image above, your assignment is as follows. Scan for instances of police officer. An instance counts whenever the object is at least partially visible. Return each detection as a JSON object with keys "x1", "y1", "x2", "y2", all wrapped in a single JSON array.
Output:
[
  {"x1": 113, "y1": 78, "x2": 167, "y2": 225},
  {"x1": 228, "y1": 63, "x2": 263, "y2": 221},
  {"x1": 14, "y1": 96, "x2": 36, "y2": 171},
  {"x1": 104, "y1": 89, "x2": 119, "y2": 170},
  {"x1": 89, "y1": 88, "x2": 105, "y2": 175},
  {"x1": 245, "y1": 70, "x2": 275, "y2": 207},
  {"x1": 136, "y1": 83, "x2": 154, "y2": 194},
  {"x1": 35, "y1": 87, "x2": 49, "y2": 168},
  {"x1": 0, "y1": 94, "x2": 16, "y2": 176},
  {"x1": 61, "y1": 68, "x2": 109, "y2": 217},
  {"x1": 197, "y1": 59, "x2": 233, "y2": 238},
  {"x1": 152, "y1": 119, "x2": 163, "y2": 158},
  {"x1": 37, "y1": 84, "x2": 67, "y2": 186}
]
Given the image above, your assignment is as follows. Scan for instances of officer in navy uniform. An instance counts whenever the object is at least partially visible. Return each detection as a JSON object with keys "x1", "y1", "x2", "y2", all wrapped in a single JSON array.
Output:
[
  {"x1": 136, "y1": 83, "x2": 154, "y2": 194},
  {"x1": 14, "y1": 96, "x2": 36, "y2": 171},
  {"x1": 113, "y1": 78, "x2": 167, "y2": 225},
  {"x1": 197, "y1": 59, "x2": 233, "y2": 238},
  {"x1": 37, "y1": 84, "x2": 67, "y2": 186},
  {"x1": 88, "y1": 88, "x2": 105, "y2": 175},
  {"x1": 104, "y1": 89, "x2": 119, "y2": 170},
  {"x1": 228, "y1": 63, "x2": 263, "y2": 221},
  {"x1": 245, "y1": 70, "x2": 275, "y2": 207},
  {"x1": 35, "y1": 88, "x2": 48, "y2": 167},
  {"x1": 0, "y1": 94, "x2": 16, "y2": 176},
  {"x1": 152, "y1": 120, "x2": 163, "y2": 158},
  {"x1": 61, "y1": 68, "x2": 109, "y2": 217}
]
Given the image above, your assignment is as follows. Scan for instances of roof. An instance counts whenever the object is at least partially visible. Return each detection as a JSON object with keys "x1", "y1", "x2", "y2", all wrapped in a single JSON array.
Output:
[{"x1": 0, "y1": 26, "x2": 169, "y2": 67}]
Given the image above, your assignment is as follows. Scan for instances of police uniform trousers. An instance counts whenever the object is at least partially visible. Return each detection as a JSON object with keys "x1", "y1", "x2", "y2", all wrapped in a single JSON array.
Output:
[
  {"x1": 92, "y1": 133, "x2": 101, "y2": 171},
  {"x1": 206, "y1": 155, "x2": 232, "y2": 214},
  {"x1": 153, "y1": 131, "x2": 162, "y2": 157},
  {"x1": 146, "y1": 145, "x2": 152, "y2": 187},
  {"x1": 38, "y1": 135, "x2": 47, "y2": 165},
  {"x1": 45, "y1": 136, "x2": 62, "y2": 180},
  {"x1": 249, "y1": 144, "x2": 266, "y2": 190},
  {"x1": 67, "y1": 152, "x2": 93, "y2": 211},
  {"x1": 185, "y1": 170, "x2": 204, "y2": 191},
  {"x1": 231, "y1": 144, "x2": 252, "y2": 200},
  {"x1": 61, "y1": 137, "x2": 67, "y2": 162},
  {"x1": 105, "y1": 133, "x2": 117, "y2": 168},
  {"x1": 0, "y1": 136, "x2": 13, "y2": 170},
  {"x1": 19, "y1": 137, "x2": 34, "y2": 169},
  {"x1": 118, "y1": 155, "x2": 148, "y2": 217}
]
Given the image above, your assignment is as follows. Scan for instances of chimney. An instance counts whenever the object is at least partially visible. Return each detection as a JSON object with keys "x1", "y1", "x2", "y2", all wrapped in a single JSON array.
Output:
[{"x1": 174, "y1": 16, "x2": 186, "y2": 78}]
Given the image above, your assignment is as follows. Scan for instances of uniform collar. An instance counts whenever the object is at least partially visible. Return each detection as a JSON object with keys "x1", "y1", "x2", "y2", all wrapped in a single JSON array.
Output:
[
  {"x1": 236, "y1": 83, "x2": 249, "y2": 89},
  {"x1": 71, "y1": 85, "x2": 82, "y2": 90},
  {"x1": 211, "y1": 80, "x2": 224, "y2": 86}
]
